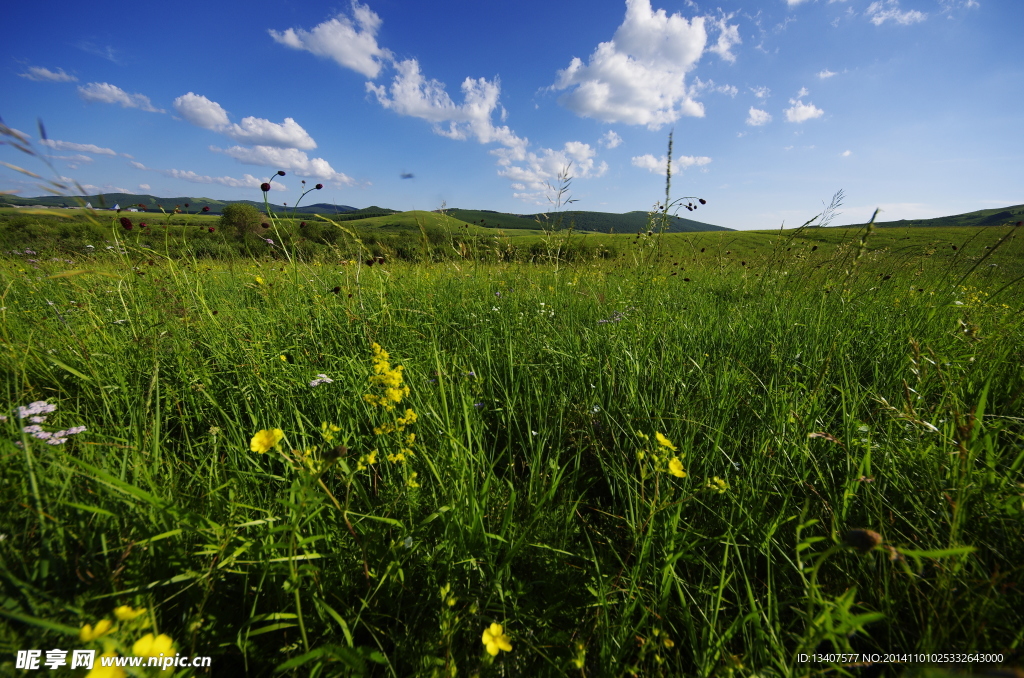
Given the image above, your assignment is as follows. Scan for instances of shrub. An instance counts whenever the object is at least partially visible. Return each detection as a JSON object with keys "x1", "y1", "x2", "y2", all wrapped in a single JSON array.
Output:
[{"x1": 220, "y1": 204, "x2": 263, "y2": 242}]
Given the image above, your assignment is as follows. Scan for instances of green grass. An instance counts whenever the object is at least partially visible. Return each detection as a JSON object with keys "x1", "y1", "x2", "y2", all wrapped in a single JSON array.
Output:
[{"x1": 0, "y1": 212, "x2": 1022, "y2": 677}]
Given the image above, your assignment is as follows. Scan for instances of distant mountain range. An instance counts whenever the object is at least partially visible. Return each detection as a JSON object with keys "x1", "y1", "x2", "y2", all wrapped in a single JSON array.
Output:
[
  {"x1": 4, "y1": 193, "x2": 1022, "y2": 232},
  {"x1": 0, "y1": 193, "x2": 359, "y2": 215}
]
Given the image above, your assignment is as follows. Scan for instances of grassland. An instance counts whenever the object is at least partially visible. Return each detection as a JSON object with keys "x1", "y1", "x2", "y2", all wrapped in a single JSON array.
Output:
[{"x1": 0, "y1": 206, "x2": 1022, "y2": 677}]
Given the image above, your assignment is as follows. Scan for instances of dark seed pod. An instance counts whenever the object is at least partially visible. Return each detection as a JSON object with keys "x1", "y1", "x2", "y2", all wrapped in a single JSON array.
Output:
[{"x1": 844, "y1": 529, "x2": 882, "y2": 553}]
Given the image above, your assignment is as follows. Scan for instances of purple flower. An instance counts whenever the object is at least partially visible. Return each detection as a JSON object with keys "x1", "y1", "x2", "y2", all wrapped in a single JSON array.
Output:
[
  {"x1": 265, "y1": 239, "x2": 275, "y2": 245},
  {"x1": 315, "y1": 184, "x2": 323, "y2": 190},
  {"x1": 17, "y1": 401, "x2": 57, "y2": 419},
  {"x1": 261, "y1": 183, "x2": 271, "y2": 192}
]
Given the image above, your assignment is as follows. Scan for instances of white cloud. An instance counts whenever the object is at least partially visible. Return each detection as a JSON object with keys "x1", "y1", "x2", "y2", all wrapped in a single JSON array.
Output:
[
  {"x1": 19, "y1": 66, "x2": 77, "y2": 83},
  {"x1": 796, "y1": 86, "x2": 810, "y2": 98},
  {"x1": 818, "y1": 69, "x2": 837, "y2": 79},
  {"x1": 786, "y1": 0, "x2": 812, "y2": 5},
  {"x1": 367, "y1": 58, "x2": 527, "y2": 154},
  {"x1": 139, "y1": 184, "x2": 151, "y2": 191},
  {"x1": 708, "y1": 14, "x2": 742, "y2": 63},
  {"x1": 785, "y1": 99, "x2": 824, "y2": 122},
  {"x1": 631, "y1": 153, "x2": 711, "y2": 175},
  {"x1": 78, "y1": 82, "x2": 164, "y2": 113},
  {"x1": 39, "y1": 139, "x2": 118, "y2": 156},
  {"x1": 212, "y1": 145, "x2": 354, "y2": 185},
  {"x1": 494, "y1": 142, "x2": 608, "y2": 203},
  {"x1": 550, "y1": 0, "x2": 708, "y2": 129},
  {"x1": 750, "y1": 86, "x2": 770, "y2": 99},
  {"x1": 600, "y1": 130, "x2": 623, "y2": 149},
  {"x1": 746, "y1": 107, "x2": 772, "y2": 126},
  {"x1": 174, "y1": 92, "x2": 317, "y2": 150},
  {"x1": 55, "y1": 154, "x2": 95, "y2": 164},
  {"x1": 841, "y1": 150, "x2": 852, "y2": 157},
  {"x1": 174, "y1": 92, "x2": 230, "y2": 130},
  {"x1": 131, "y1": 160, "x2": 287, "y2": 191},
  {"x1": 269, "y1": 1, "x2": 392, "y2": 79},
  {"x1": 866, "y1": 1, "x2": 926, "y2": 25}
]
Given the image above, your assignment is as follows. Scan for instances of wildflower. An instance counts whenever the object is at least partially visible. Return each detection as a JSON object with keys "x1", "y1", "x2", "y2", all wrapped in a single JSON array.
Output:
[
  {"x1": 80, "y1": 618, "x2": 114, "y2": 641},
  {"x1": 250, "y1": 428, "x2": 284, "y2": 454},
  {"x1": 261, "y1": 183, "x2": 271, "y2": 192},
  {"x1": 668, "y1": 458, "x2": 686, "y2": 478},
  {"x1": 202, "y1": 206, "x2": 210, "y2": 212},
  {"x1": 114, "y1": 605, "x2": 146, "y2": 621},
  {"x1": 17, "y1": 401, "x2": 57, "y2": 419},
  {"x1": 208, "y1": 227, "x2": 215, "y2": 232},
  {"x1": 86, "y1": 655, "x2": 126, "y2": 678},
  {"x1": 255, "y1": 276, "x2": 264, "y2": 285},
  {"x1": 482, "y1": 623, "x2": 512, "y2": 656},
  {"x1": 119, "y1": 217, "x2": 133, "y2": 230},
  {"x1": 277, "y1": 170, "x2": 286, "y2": 176},
  {"x1": 315, "y1": 183, "x2": 323, "y2": 190},
  {"x1": 407, "y1": 471, "x2": 420, "y2": 488},
  {"x1": 356, "y1": 450, "x2": 378, "y2": 471},
  {"x1": 655, "y1": 432, "x2": 677, "y2": 451},
  {"x1": 266, "y1": 238, "x2": 275, "y2": 245},
  {"x1": 310, "y1": 374, "x2": 334, "y2": 387},
  {"x1": 705, "y1": 476, "x2": 728, "y2": 493},
  {"x1": 132, "y1": 633, "x2": 175, "y2": 658}
]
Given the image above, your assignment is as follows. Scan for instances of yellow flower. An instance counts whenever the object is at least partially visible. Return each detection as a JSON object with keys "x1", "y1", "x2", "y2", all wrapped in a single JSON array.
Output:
[
  {"x1": 655, "y1": 432, "x2": 677, "y2": 451},
  {"x1": 113, "y1": 605, "x2": 146, "y2": 621},
  {"x1": 407, "y1": 472, "x2": 420, "y2": 488},
  {"x1": 668, "y1": 458, "x2": 687, "y2": 478},
  {"x1": 705, "y1": 476, "x2": 729, "y2": 493},
  {"x1": 255, "y1": 276, "x2": 264, "y2": 285},
  {"x1": 132, "y1": 632, "x2": 175, "y2": 657},
  {"x1": 387, "y1": 452, "x2": 406, "y2": 464},
  {"x1": 663, "y1": 637, "x2": 675, "y2": 648},
  {"x1": 86, "y1": 655, "x2": 126, "y2": 678},
  {"x1": 482, "y1": 623, "x2": 512, "y2": 656},
  {"x1": 250, "y1": 428, "x2": 284, "y2": 454},
  {"x1": 80, "y1": 618, "x2": 114, "y2": 641}
]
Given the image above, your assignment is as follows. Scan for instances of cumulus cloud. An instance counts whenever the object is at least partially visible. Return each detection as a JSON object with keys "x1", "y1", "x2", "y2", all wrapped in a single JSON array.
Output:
[
  {"x1": 212, "y1": 145, "x2": 354, "y2": 185},
  {"x1": 600, "y1": 130, "x2": 623, "y2": 149},
  {"x1": 139, "y1": 183, "x2": 151, "y2": 191},
  {"x1": 78, "y1": 82, "x2": 164, "y2": 113},
  {"x1": 493, "y1": 142, "x2": 608, "y2": 204},
  {"x1": 173, "y1": 92, "x2": 230, "y2": 130},
  {"x1": 750, "y1": 86, "x2": 770, "y2": 99},
  {"x1": 19, "y1": 66, "x2": 77, "y2": 82},
  {"x1": 866, "y1": 1, "x2": 927, "y2": 25},
  {"x1": 631, "y1": 153, "x2": 710, "y2": 175},
  {"x1": 708, "y1": 13, "x2": 742, "y2": 63},
  {"x1": 173, "y1": 92, "x2": 317, "y2": 150},
  {"x1": 39, "y1": 139, "x2": 118, "y2": 156},
  {"x1": 785, "y1": 99, "x2": 824, "y2": 122},
  {"x1": 550, "y1": 0, "x2": 708, "y2": 129},
  {"x1": 130, "y1": 160, "x2": 287, "y2": 191},
  {"x1": 818, "y1": 69, "x2": 837, "y2": 79},
  {"x1": 786, "y1": 0, "x2": 812, "y2": 4},
  {"x1": 367, "y1": 58, "x2": 527, "y2": 154},
  {"x1": 269, "y1": 1, "x2": 392, "y2": 79},
  {"x1": 746, "y1": 107, "x2": 772, "y2": 126}
]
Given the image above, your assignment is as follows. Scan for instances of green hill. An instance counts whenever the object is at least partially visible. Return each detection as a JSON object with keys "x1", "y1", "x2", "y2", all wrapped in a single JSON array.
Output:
[
  {"x1": 448, "y1": 208, "x2": 730, "y2": 233},
  {"x1": 837, "y1": 204, "x2": 1024, "y2": 228}
]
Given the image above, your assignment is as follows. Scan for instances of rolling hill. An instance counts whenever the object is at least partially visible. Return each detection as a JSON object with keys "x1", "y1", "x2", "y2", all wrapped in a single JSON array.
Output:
[
  {"x1": 837, "y1": 204, "x2": 1024, "y2": 229},
  {"x1": 447, "y1": 208, "x2": 730, "y2": 233},
  {"x1": 0, "y1": 193, "x2": 359, "y2": 215}
]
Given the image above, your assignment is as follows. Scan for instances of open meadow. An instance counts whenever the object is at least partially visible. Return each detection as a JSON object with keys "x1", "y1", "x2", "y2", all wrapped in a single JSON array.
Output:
[{"x1": 1, "y1": 207, "x2": 1023, "y2": 677}]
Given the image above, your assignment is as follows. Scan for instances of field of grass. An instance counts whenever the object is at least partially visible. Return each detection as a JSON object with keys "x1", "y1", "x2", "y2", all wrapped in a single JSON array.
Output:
[{"x1": 1, "y1": 207, "x2": 1022, "y2": 677}]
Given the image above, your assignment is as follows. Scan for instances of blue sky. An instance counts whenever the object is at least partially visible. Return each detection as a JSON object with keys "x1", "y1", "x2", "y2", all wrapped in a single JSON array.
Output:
[{"x1": 2, "y1": 0, "x2": 1020, "y2": 229}]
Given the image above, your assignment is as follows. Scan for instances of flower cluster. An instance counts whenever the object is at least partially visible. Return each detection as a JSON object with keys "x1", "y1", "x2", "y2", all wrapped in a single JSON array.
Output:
[
  {"x1": 309, "y1": 373, "x2": 334, "y2": 387},
  {"x1": 250, "y1": 428, "x2": 284, "y2": 454},
  {"x1": 4, "y1": 400, "x2": 86, "y2": 445},
  {"x1": 363, "y1": 343, "x2": 410, "y2": 411},
  {"x1": 635, "y1": 431, "x2": 686, "y2": 478},
  {"x1": 77, "y1": 605, "x2": 175, "y2": 676}
]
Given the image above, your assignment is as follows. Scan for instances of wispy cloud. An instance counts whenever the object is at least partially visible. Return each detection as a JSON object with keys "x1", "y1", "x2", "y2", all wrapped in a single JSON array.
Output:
[
  {"x1": 39, "y1": 139, "x2": 118, "y2": 156},
  {"x1": 19, "y1": 66, "x2": 77, "y2": 83},
  {"x1": 130, "y1": 160, "x2": 288, "y2": 191},
  {"x1": 818, "y1": 69, "x2": 837, "y2": 79},
  {"x1": 631, "y1": 153, "x2": 711, "y2": 175},
  {"x1": 76, "y1": 41, "x2": 120, "y2": 63},
  {"x1": 750, "y1": 86, "x2": 770, "y2": 99},
  {"x1": 785, "y1": 100, "x2": 824, "y2": 122},
  {"x1": 707, "y1": 12, "x2": 742, "y2": 63},
  {"x1": 78, "y1": 83, "x2": 164, "y2": 113},
  {"x1": 841, "y1": 150, "x2": 852, "y2": 157},
  {"x1": 550, "y1": 0, "x2": 708, "y2": 129},
  {"x1": 600, "y1": 130, "x2": 623, "y2": 149},
  {"x1": 866, "y1": 1, "x2": 927, "y2": 25}
]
